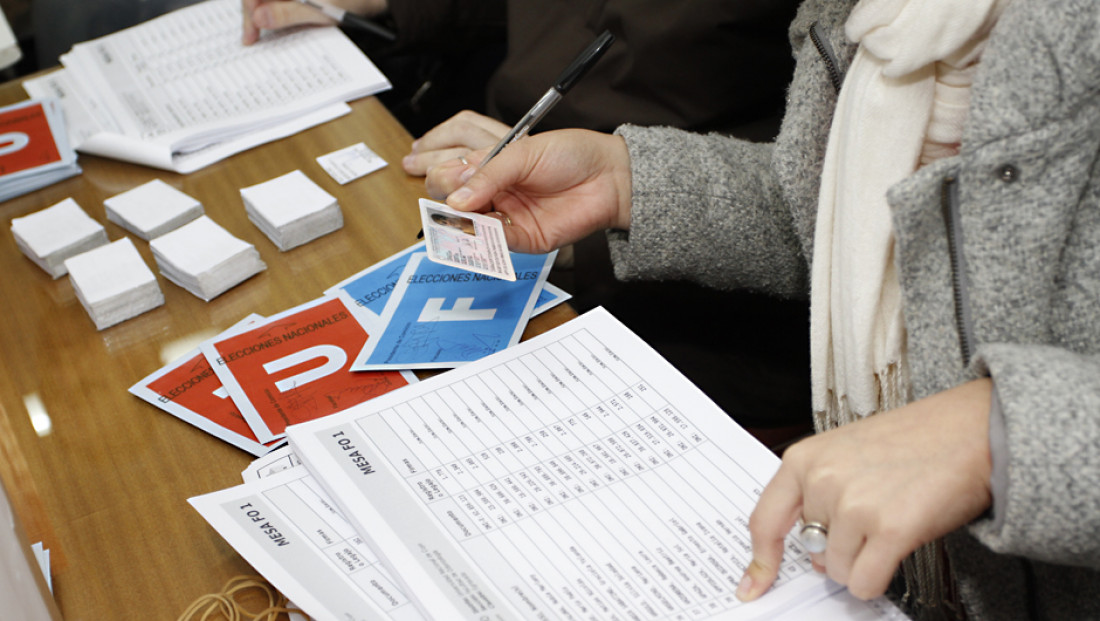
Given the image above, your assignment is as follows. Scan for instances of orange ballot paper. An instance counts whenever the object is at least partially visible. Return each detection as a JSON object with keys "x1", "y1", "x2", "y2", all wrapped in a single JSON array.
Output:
[{"x1": 201, "y1": 296, "x2": 416, "y2": 443}]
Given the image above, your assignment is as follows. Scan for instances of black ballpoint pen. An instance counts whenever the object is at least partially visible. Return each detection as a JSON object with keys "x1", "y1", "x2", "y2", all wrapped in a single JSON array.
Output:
[
  {"x1": 296, "y1": 0, "x2": 397, "y2": 42},
  {"x1": 478, "y1": 29, "x2": 615, "y2": 167}
]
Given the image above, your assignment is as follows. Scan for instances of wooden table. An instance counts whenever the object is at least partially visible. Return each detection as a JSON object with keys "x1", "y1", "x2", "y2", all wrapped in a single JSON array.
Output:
[{"x1": 0, "y1": 78, "x2": 574, "y2": 620}]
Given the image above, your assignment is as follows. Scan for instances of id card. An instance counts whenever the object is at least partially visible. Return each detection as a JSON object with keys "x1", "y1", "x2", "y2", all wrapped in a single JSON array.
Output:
[{"x1": 418, "y1": 199, "x2": 515, "y2": 281}]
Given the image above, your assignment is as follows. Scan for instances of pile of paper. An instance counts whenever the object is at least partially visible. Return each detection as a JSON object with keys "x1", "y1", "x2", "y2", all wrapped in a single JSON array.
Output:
[
  {"x1": 104, "y1": 179, "x2": 204, "y2": 240},
  {"x1": 186, "y1": 310, "x2": 907, "y2": 621},
  {"x1": 21, "y1": 0, "x2": 391, "y2": 174},
  {"x1": 240, "y1": 170, "x2": 342, "y2": 251},
  {"x1": 10, "y1": 198, "x2": 107, "y2": 278},
  {"x1": 150, "y1": 215, "x2": 266, "y2": 301},
  {"x1": 65, "y1": 238, "x2": 164, "y2": 330},
  {"x1": 0, "y1": 99, "x2": 81, "y2": 202}
]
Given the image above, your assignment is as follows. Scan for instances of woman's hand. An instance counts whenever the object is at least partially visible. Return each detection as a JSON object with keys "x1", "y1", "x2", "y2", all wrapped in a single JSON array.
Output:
[
  {"x1": 428, "y1": 128, "x2": 633, "y2": 254},
  {"x1": 403, "y1": 111, "x2": 510, "y2": 176},
  {"x1": 242, "y1": 0, "x2": 386, "y2": 45},
  {"x1": 737, "y1": 378, "x2": 995, "y2": 602}
]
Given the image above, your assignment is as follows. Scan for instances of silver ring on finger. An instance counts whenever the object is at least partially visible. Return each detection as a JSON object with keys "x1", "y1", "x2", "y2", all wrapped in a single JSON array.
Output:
[{"x1": 799, "y1": 521, "x2": 829, "y2": 554}]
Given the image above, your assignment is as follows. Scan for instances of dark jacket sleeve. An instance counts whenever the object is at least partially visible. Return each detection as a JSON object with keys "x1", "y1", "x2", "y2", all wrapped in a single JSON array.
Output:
[{"x1": 386, "y1": 0, "x2": 506, "y2": 51}]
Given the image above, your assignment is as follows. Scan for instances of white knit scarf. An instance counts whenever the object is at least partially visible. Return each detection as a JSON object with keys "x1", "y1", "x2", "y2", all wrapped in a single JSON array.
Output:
[{"x1": 810, "y1": 0, "x2": 1007, "y2": 432}]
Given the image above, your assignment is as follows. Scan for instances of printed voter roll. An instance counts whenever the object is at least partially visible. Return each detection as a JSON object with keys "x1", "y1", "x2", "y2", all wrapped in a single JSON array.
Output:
[
  {"x1": 201, "y1": 295, "x2": 417, "y2": 443},
  {"x1": 285, "y1": 308, "x2": 825, "y2": 621},
  {"x1": 346, "y1": 250, "x2": 555, "y2": 371},
  {"x1": 130, "y1": 315, "x2": 283, "y2": 457}
]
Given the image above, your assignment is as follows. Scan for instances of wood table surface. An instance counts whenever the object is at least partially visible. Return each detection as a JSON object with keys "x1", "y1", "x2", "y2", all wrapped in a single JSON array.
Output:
[{"x1": 0, "y1": 76, "x2": 574, "y2": 620}]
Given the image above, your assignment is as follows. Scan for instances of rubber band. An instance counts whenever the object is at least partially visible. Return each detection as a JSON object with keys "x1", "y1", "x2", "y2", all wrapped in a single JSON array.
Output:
[{"x1": 178, "y1": 575, "x2": 307, "y2": 621}]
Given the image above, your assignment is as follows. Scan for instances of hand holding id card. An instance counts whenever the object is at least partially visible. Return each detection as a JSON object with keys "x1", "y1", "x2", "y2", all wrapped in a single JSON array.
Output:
[{"x1": 419, "y1": 198, "x2": 516, "y2": 281}]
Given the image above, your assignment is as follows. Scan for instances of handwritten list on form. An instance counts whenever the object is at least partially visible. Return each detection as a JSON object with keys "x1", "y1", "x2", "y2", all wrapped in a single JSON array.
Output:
[{"x1": 288, "y1": 308, "x2": 824, "y2": 620}]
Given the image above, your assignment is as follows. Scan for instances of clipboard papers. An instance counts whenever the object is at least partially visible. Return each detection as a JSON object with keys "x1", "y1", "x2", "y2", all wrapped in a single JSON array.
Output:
[{"x1": 22, "y1": 0, "x2": 391, "y2": 173}]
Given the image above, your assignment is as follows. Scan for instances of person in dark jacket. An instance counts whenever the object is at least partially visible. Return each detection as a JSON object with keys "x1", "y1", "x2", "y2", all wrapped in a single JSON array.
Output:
[{"x1": 243, "y1": 0, "x2": 814, "y2": 445}]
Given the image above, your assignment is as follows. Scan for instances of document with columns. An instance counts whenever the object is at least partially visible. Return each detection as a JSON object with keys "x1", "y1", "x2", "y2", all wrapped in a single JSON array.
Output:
[{"x1": 284, "y1": 308, "x2": 902, "y2": 620}]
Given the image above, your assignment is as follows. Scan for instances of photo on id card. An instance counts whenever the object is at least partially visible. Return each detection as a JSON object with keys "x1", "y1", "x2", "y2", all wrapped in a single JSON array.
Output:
[{"x1": 419, "y1": 198, "x2": 516, "y2": 281}]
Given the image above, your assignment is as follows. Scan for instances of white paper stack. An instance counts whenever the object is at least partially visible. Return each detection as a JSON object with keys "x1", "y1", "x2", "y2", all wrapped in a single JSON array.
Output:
[
  {"x1": 64, "y1": 238, "x2": 164, "y2": 330},
  {"x1": 104, "y1": 179, "x2": 204, "y2": 240},
  {"x1": 22, "y1": 0, "x2": 391, "y2": 174},
  {"x1": 149, "y1": 215, "x2": 266, "y2": 301},
  {"x1": 240, "y1": 170, "x2": 343, "y2": 251},
  {"x1": 10, "y1": 198, "x2": 108, "y2": 278}
]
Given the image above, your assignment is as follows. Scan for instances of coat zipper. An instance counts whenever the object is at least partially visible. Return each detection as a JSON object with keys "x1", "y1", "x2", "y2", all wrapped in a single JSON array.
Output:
[
  {"x1": 941, "y1": 173, "x2": 975, "y2": 365},
  {"x1": 809, "y1": 22, "x2": 845, "y2": 93}
]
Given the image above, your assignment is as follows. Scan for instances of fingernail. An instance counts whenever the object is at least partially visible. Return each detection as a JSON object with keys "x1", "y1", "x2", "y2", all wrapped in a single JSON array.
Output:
[
  {"x1": 459, "y1": 167, "x2": 476, "y2": 183},
  {"x1": 410, "y1": 139, "x2": 420, "y2": 153},
  {"x1": 449, "y1": 187, "x2": 472, "y2": 205},
  {"x1": 402, "y1": 155, "x2": 415, "y2": 169},
  {"x1": 735, "y1": 574, "x2": 755, "y2": 601}
]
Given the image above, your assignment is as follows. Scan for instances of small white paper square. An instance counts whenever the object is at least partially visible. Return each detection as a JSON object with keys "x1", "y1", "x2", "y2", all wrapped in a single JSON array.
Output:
[
  {"x1": 150, "y1": 215, "x2": 255, "y2": 277},
  {"x1": 240, "y1": 170, "x2": 336, "y2": 227},
  {"x1": 65, "y1": 237, "x2": 164, "y2": 329},
  {"x1": 418, "y1": 198, "x2": 515, "y2": 281},
  {"x1": 104, "y1": 179, "x2": 203, "y2": 240},
  {"x1": 316, "y1": 142, "x2": 386, "y2": 184},
  {"x1": 10, "y1": 198, "x2": 108, "y2": 277},
  {"x1": 65, "y1": 238, "x2": 157, "y2": 305}
]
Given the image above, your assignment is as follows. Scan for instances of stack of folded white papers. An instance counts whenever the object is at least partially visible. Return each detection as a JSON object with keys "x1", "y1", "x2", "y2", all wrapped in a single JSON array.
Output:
[
  {"x1": 10, "y1": 198, "x2": 108, "y2": 278},
  {"x1": 240, "y1": 170, "x2": 343, "y2": 251},
  {"x1": 64, "y1": 237, "x2": 164, "y2": 330},
  {"x1": 104, "y1": 179, "x2": 204, "y2": 240},
  {"x1": 149, "y1": 215, "x2": 266, "y2": 301}
]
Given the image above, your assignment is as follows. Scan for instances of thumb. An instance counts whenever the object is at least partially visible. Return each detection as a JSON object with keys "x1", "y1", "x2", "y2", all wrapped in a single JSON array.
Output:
[{"x1": 446, "y1": 143, "x2": 535, "y2": 214}]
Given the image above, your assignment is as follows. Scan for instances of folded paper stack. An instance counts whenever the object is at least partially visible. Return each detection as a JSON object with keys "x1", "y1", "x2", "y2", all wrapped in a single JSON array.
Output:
[
  {"x1": 10, "y1": 198, "x2": 108, "y2": 278},
  {"x1": 64, "y1": 238, "x2": 164, "y2": 329},
  {"x1": 104, "y1": 179, "x2": 204, "y2": 240},
  {"x1": 240, "y1": 170, "x2": 343, "y2": 251},
  {"x1": 149, "y1": 215, "x2": 266, "y2": 301}
]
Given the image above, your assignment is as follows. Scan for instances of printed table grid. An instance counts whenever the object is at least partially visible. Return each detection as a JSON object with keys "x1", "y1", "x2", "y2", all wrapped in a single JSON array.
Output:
[
  {"x1": 357, "y1": 328, "x2": 812, "y2": 619},
  {"x1": 260, "y1": 475, "x2": 414, "y2": 613}
]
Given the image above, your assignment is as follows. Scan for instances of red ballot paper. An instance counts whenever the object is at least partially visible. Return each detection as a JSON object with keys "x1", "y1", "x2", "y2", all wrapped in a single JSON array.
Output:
[
  {"x1": 131, "y1": 349, "x2": 281, "y2": 456},
  {"x1": 202, "y1": 296, "x2": 416, "y2": 443},
  {"x1": 0, "y1": 101, "x2": 63, "y2": 176}
]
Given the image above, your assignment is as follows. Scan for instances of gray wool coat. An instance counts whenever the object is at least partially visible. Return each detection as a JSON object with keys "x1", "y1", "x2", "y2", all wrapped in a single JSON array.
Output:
[{"x1": 607, "y1": 0, "x2": 1100, "y2": 618}]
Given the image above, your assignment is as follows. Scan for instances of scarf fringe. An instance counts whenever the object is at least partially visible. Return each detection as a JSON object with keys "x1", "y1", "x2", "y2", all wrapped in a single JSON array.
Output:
[
  {"x1": 901, "y1": 540, "x2": 967, "y2": 621},
  {"x1": 812, "y1": 360, "x2": 911, "y2": 432}
]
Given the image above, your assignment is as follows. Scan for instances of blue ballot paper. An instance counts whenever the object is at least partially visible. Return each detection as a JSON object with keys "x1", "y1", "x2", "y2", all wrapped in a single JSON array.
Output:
[
  {"x1": 329, "y1": 242, "x2": 570, "y2": 319},
  {"x1": 347, "y1": 250, "x2": 556, "y2": 370}
]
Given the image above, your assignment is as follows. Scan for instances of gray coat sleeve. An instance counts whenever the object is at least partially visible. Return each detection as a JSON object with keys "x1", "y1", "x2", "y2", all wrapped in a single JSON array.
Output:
[
  {"x1": 607, "y1": 124, "x2": 809, "y2": 298},
  {"x1": 969, "y1": 345, "x2": 1100, "y2": 569}
]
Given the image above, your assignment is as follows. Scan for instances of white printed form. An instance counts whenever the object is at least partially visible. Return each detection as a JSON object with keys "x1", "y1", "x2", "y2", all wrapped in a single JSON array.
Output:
[
  {"x1": 59, "y1": 0, "x2": 389, "y2": 151},
  {"x1": 189, "y1": 465, "x2": 427, "y2": 621},
  {"x1": 288, "y1": 308, "x2": 824, "y2": 621}
]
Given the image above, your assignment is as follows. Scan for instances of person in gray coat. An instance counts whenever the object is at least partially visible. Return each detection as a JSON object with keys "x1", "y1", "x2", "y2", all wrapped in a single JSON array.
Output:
[{"x1": 427, "y1": 0, "x2": 1100, "y2": 619}]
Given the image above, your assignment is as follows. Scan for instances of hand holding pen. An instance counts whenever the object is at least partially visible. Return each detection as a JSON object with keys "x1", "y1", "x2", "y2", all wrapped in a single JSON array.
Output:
[
  {"x1": 242, "y1": 0, "x2": 394, "y2": 45},
  {"x1": 418, "y1": 30, "x2": 616, "y2": 244},
  {"x1": 479, "y1": 30, "x2": 615, "y2": 166}
]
